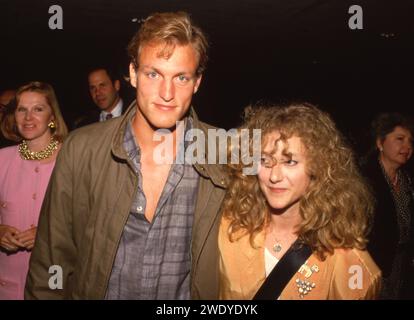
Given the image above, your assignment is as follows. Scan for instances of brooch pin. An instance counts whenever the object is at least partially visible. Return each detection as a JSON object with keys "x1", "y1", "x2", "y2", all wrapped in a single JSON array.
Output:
[{"x1": 296, "y1": 260, "x2": 319, "y2": 298}]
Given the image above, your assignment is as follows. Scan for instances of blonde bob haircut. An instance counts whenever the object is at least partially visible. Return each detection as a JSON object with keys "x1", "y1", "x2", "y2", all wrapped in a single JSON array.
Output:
[
  {"x1": 223, "y1": 102, "x2": 374, "y2": 260},
  {"x1": 1, "y1": 81, "x2": 68, "y2": 142}
]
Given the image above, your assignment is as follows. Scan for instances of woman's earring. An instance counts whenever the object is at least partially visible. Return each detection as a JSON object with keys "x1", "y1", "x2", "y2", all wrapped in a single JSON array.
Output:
[
  {"x1": 48, "y1": 121, "x2": 56, "y2": 129},
  {"x1": 379, "y1": 147, "x2": 383, "y2": 152}
]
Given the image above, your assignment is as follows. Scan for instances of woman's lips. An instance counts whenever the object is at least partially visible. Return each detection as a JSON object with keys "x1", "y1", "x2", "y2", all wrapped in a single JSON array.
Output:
[
  {"x1": 268, "y1": 187, "x2": 288, "y2": 193},
  {"x1": 22, "y1": 124, "x2": 35, "y2": 130}
]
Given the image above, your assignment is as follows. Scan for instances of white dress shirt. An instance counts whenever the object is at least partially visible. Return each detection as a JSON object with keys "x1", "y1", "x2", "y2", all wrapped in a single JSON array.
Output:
[{"x1": 100, "y1": 99, "x2": 123, "y2": 122}]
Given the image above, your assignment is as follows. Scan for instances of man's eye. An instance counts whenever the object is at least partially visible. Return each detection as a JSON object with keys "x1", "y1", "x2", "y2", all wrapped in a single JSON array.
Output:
[
  {"x1": 177, "y1": 75, "x2": 189, "y2": 82},
  {"x1": 147, "y1": 72, "x2": 158, "y2": 79}
]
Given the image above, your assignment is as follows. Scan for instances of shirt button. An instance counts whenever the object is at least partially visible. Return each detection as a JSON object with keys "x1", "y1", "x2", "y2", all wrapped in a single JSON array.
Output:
[
  {"x1": 34, "y1": 167, "x2": 40, "y2": 173},
  {"x1": 137, "y1": 206, "x2": 143, "y2": 212},
  {"x1": 32, "y1": 193, "x2": 37, "y2": 200},
  {"x1": 1, "y1": 202, "x2": 6, "y2": 208}
]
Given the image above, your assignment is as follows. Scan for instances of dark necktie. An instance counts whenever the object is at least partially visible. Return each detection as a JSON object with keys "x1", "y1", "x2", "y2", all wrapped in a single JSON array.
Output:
[{"x1": 105, "y1": 113, "x2": 113, "y2": 120}]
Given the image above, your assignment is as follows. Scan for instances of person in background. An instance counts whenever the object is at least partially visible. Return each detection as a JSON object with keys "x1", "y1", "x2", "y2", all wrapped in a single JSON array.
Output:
[
  {"x1": 0, "y1": 81, "x2": 68, "y2": 299},
  {"x1": 219, "y1": 103, "x2": 381, "y2": 300},
  {"x1": 0, "y1": 89, "x2": 15, "y2": 114},
  {"x1": 0, "y1": 89, "x2": 16, "y2": 148},
  {"x1": 73, "y1": 66, "x2": 124, "y2": 128},
  {"x1": 362, "y1": 112, "x2": 414, "y2": 299}
]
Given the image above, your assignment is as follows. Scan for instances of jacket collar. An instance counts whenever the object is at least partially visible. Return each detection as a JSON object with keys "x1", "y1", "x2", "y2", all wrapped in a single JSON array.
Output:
[{"x1": 110, "y1": 100, "x2": 228, "y2": 188}]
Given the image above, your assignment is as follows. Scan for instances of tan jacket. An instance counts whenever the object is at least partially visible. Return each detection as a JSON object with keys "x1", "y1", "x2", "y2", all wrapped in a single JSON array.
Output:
[
  {"x1": 219, "y1": 218, "x2": 382, "y2": 300},
  {"x1": 25, "y1": 102, "x2": 227, "y2": 299}
]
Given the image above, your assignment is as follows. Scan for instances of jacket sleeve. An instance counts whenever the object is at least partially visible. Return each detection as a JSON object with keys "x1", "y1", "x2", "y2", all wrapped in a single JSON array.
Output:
[
  {"x1": 330, "y1": 249, "x2": 382, "y2": 300},
  {"x1": 25, "y1": 137, "x2": 77, "y2": 299}
]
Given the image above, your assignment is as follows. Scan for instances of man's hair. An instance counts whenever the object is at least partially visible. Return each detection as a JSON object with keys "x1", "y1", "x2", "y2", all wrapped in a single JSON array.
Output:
[
  {"x1": 127, "y1": 11, "x2": 208, "y2": 76},
  {"x1": 223, "y1": 102, "x2": 374, "y2": 260},
  {"x1": 87, "y1": 65, "x2": 120, "y2": 83},
  {"x1": 1, "y1": 81, "x2": 68, "y2": 142}
]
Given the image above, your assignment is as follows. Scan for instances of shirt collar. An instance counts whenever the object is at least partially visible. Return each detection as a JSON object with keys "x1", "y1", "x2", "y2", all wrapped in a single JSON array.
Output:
[
  {"x1": 123, "y1": 115, "x2": 194, "y2": 164},
  {"x1": 100, "y1": 98, "x2": 123, "y2": 121}
]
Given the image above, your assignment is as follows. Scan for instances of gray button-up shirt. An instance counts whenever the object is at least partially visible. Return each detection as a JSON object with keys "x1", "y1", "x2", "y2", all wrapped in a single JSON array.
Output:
[{"x1": 105, "y1": 117, "x2": 199, "y2": 299}]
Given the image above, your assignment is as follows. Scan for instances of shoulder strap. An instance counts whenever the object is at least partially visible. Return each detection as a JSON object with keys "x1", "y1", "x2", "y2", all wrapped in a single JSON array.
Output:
[{"x1": 253, "y1": 240, "x2": 312, "y2": 300}]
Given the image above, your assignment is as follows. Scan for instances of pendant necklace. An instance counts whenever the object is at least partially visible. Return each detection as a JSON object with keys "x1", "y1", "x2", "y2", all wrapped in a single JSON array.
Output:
[{"x1": 273, "y1": 242, "x2": 282, "y2": 253}]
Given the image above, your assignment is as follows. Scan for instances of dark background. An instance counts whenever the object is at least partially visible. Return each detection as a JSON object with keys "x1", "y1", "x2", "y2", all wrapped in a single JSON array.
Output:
[{"x1": 1, "y1": 0, "x2": 413, "y2": 156}]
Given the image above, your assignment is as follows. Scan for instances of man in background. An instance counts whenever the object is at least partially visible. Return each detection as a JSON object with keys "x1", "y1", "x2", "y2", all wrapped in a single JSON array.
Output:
[{"x1": 73, "y1": 66, "x2": 125, "y2": 128}]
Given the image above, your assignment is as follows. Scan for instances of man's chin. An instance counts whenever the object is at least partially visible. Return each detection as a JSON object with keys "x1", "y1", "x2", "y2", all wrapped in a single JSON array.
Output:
[{"x1": 149, "y1": 119, "x2": 179, "y2": 131}]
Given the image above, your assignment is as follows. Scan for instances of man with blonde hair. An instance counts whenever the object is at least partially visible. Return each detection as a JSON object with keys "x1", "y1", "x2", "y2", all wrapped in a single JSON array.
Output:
[{"x1": 26, "y1": 11, "x2": 227, "y2": 299}]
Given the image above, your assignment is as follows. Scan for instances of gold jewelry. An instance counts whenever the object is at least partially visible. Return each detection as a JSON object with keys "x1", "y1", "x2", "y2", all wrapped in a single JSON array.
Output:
[
  {"x1": 48, "y1": 121, "x2": 56, "y2": 129},
  {"x1": 18, "y1": 137, "x2": 59, "y2": 160}
]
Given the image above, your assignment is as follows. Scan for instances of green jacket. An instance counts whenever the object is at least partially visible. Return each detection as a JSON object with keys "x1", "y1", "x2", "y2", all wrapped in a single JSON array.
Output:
[{"x1": 25, "y1": 102, "x2": 228, "y2": 299}]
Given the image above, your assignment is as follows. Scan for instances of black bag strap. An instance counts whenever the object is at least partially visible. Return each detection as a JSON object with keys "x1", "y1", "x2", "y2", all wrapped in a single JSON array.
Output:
[{"x1": 253, "y1": 240, "x2": 312, "y2": 300}]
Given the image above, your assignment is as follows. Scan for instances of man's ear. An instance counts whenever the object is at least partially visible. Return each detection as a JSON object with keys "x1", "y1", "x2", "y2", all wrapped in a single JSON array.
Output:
[
  {"x1": 114, "y1": 80, "x2": 121, "y2": 92},
  {"x1": 193, "y1": 74, "x2": 202, "y2": 94},
  {"x1": 129, "y1": 63, "x2": 137, "y2": 88}
]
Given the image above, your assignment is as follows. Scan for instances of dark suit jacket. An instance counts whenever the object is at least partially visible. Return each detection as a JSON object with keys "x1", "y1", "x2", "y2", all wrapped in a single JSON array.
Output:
[
  {"x1": 72, "y1": 100, "x2": 129, "y2": 130},
  {"x1": 363, "y1": 154, "x2": 414, "y2": 278},
  {"x1": 72, "y1": 108, "x2": 101, "y2": 129}
]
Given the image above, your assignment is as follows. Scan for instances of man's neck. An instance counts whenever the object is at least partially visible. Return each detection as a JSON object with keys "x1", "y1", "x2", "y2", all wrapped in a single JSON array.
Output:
[
  {"x1": 132, "y1": 112, "x2": 180, "y2": 160},
  {"x1": 104, "y1": 96, "x2": 121, "y2": 114}
]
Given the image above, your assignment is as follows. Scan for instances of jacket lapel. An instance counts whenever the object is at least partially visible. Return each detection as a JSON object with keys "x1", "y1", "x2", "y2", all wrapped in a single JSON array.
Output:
[
  {"x1": 192, "y1": 177, "x2": 225, "y2": 264},
  {"x1": 238, "y1": 229, "x2": 266, "y2": 292},
  {"x1": 191, "y1": 109, "x2": 228, "y2": 266}
]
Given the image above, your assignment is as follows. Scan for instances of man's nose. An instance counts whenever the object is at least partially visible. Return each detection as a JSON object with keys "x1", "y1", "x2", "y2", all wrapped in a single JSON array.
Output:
[{"x1": 159, "y1": 79, "x2": 174, "y2": 102}]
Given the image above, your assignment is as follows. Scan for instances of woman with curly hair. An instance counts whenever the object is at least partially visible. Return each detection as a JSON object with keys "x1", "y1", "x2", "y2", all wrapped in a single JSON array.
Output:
[{"x1": 219, "y1": 103, "x2": 381, "y2": 300}]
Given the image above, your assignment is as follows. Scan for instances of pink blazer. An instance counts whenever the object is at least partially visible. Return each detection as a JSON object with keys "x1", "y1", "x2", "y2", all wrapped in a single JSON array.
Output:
[{"x1": 0, "y1": 146, "x2": 55, "y2": 300}]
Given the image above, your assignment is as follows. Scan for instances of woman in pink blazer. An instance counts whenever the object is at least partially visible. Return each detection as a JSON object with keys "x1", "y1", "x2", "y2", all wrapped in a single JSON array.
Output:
[{"x1": 0, "y1": 82, "x2": 68, "y2": 299}]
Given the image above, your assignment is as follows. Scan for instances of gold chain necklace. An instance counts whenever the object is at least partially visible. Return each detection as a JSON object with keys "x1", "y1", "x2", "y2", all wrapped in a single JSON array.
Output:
[{"x1": 18, "y1": 137, "x2": 59, "y2": 160}]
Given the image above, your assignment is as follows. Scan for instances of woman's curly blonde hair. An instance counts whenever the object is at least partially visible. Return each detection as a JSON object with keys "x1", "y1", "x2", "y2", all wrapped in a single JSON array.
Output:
[{"x1": 223, "y1": 102, "x2": 374, "y2": 260}]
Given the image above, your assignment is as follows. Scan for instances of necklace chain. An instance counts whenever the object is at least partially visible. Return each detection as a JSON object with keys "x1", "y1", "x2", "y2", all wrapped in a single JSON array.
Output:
[
  {"x1": 18, "y1": 137, "x2": 59, "y2": 160},
  {"x1": 269, "y1": 228, "x2": 284, "y2": 253}
]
